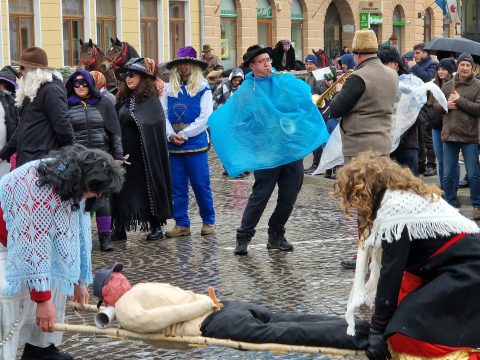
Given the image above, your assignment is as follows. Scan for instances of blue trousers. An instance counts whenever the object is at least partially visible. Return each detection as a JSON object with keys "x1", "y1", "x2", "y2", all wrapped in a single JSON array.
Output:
[
  {"x1": 443, "y1": 142, "x2": 480, "y2": 208},
  {"x1": 431, "y1": 129, "x2": 459, "y2": 189},
  {"x1": 170, "y1": 152, "x2": 215, "y2": 227}
]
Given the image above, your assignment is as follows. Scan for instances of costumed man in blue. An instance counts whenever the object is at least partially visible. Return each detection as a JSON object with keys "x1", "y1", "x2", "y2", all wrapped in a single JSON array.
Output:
[
  {"x1": 161, "y1": 46, "x2": 216, "y2": 238},
  {"x1": 209, "y1": 45, "x2": 329, "y2": 255}
]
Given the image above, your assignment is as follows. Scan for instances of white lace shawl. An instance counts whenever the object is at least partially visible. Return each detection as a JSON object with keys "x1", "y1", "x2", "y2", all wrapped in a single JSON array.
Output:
[{"x1": 345, "y1": 189, "x2": 480, "y2": 335}]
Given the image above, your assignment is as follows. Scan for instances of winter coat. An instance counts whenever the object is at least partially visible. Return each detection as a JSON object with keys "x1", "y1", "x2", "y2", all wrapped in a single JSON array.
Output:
[
  {"x1": 0, "y1": 78, "x2": 74, "y2": 167},
  {"x1": 0, "y1": 91, "x2": 18, "y2": 146},
  {"x1": 427, "y1": 77, "x2": 451, "y2": 131},
  {"x1": 305, "y1": 73, "x2": 324, "y2": 95},
  {"x1": 410, "y1": 55, "x2": 437, "y2": 83},
  {"x1": 271, "y1": 41, "x2": 296, "y2": 72},
  {"x1": 213, "y1": 68, "x2": 243, "y2": 110},
  {"x1": 435, "y1": 73, "x2": 480, "y2": 144}
]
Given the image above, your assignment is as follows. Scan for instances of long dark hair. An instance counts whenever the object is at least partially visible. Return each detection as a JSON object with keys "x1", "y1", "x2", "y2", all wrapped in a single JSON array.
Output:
[
  {"x1": 115, "y1": 75, "x2": 158, "y2": 105},
  {"x1": 36, "y1": 145, "x2": 125, "y2": 206}
]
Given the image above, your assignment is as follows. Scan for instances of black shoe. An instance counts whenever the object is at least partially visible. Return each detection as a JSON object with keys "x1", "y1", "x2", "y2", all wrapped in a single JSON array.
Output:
[
  {"x1": 146, "y1": 226, "x2": 164, "y2": 241},
  {"x1": 423, "y1": 167, "x2": 437, "y2": 177},
  {"x1": 267, "y1": 234, "x2": 294, "y2": 251},
  {"x1": 222, "y1": 169, "x2": 228, "y2": 176},
  {"x1": 304, "y1": 165, "x2": 318, "y2": 174},
  {"x1": 21, "y1": 343, "x2": 74, "y2": 360},
  {"x1": 234, "y1": 240, "x2": 249, "y2": 255},
  {"x1": 458, "y1": 179, "x2": 469, "y2": 188},
  {"x1": 340, "y1": 257, "x2": 356, "y2": 269},
  {"x1": 99, "y1": 232, "x2": 113, "y2": 252},
  {"x1": 324, "y1": 169, "x2": 332, "y2": 178},
  {"x1": 111, "y1": 227, "x2": 127, "y2": 241}
]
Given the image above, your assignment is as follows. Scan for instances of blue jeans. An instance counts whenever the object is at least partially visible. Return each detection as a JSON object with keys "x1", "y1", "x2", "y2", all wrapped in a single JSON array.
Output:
[
  {"x1": 432, "y1": 129, "x2": 459, "y2": 189},
  {"x1": 391, "y1": 148, "x2": 419, "y2": 176},
  {"x1": 326, "y1": 118, "x2": 339, "y2": 134},
  {"x1": 443, "y1": 142, "x2": 480, "y2": 208}
]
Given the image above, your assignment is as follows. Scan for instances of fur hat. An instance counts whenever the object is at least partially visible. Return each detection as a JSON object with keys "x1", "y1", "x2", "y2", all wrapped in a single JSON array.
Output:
[
  {"x1": 457, "y1": 53, "x2": 474, "y2": 68},
  {"x1": 352, "y1": 30, "x2": 378, "y2": 54}
]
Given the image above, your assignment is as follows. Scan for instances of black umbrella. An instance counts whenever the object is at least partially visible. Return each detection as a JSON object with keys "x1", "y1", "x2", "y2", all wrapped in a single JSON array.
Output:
[{"x1": 424, "y1": 37, "x2": 480, "y2": 57}]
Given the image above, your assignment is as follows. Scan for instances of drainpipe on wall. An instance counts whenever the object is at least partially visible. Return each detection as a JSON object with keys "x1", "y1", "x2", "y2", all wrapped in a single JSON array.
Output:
[{"x1": 200, "y1": 0, "x2": 205, "y2": 47}]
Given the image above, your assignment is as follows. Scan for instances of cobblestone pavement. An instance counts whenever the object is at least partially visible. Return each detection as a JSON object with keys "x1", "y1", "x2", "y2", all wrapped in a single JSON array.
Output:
[{"x1": 24, "y1": 151, "x2": 478, "y2": 360}]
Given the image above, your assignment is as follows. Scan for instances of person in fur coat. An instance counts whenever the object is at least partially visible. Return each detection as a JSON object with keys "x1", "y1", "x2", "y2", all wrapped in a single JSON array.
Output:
[{"x1": 271, "y1": 40, "x2": 296, "y2": 72}]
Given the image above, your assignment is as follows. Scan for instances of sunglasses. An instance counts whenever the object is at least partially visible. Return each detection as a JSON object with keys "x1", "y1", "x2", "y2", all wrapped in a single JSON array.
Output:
[
  {"x1": 73, "y1": 79, "x2": 88, "y2": 88},
  {"x1": 119, "y1": 71, "x2": 138, "y2": 80}
]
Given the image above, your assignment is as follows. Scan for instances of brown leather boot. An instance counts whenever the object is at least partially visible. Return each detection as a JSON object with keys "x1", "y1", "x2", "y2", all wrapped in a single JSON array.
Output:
[
  {"x1": 165, "y1": 226, "x2": 191, "y2": 238},
  {"x1": 201, "y1": 224, "x2": 216, "y2": 236}
]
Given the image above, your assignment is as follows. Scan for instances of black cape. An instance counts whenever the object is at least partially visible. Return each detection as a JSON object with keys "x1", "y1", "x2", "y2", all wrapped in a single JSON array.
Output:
[{"x1": 113, "y1": 95, "x2": 173, "y2": 229}]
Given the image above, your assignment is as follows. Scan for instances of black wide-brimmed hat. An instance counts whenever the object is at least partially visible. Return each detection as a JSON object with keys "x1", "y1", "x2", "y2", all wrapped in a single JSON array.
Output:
[
  {"x1": 115, "y1": 57, "x2": 157, "y2": 81},
  {"x1": 166, "y1": 46, "x2": 208, "y2": 70},
  {"x1": 242, "y1": 45, "x2": 272, "y2": 67}
]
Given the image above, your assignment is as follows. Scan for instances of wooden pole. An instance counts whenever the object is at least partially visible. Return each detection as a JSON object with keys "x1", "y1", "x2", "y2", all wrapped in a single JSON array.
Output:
[{"x1": 54, "y1": 322, "x2": 362, "y2": 356}]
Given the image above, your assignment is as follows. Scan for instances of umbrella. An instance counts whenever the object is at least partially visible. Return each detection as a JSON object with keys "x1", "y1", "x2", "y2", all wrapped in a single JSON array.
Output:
[{"x1": 424, "y1": 37, "x2": 480, "y2": 57}]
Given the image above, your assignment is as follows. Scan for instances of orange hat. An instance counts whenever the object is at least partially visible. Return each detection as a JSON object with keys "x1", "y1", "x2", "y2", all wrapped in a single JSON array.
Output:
[{"x1": 90, "y1": 70, "x2": 107, "y2": 89}]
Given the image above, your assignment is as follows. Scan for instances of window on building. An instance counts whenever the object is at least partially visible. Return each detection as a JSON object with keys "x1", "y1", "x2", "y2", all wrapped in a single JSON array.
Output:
[
  {"x1": 257, "y1": 0, "x2": 272, "y2": 48},
  {"x1": 169, "y1": 1, "x2": 185, "y2": 60},
  {"x1": 63, "y1": 0, "x2": 84, "y2": 66},
  {"x1": 464, "y1": 0, "x2": 480, "y2": 38},
  {"x1": 97, "y1": 0, "x2": 116, "y2": 52},
  {"x1": 221, "y1": 0, "x2": 237, "y2": 69},
  {"x1": 392, "y1": 5, "x2": 404, "y2": 54},
  {"x1": 9, "y1": 0, "x2": 35, "y2": 62},
  {"x1": 141, "y1": 0, "x2": 158, "y2": 61},
  {"x1": 291, "y1": 0, "x2": 303, "y2": 60},
  {"x1": 423, "y1": 8, "x2": 432, "y2": 43}
]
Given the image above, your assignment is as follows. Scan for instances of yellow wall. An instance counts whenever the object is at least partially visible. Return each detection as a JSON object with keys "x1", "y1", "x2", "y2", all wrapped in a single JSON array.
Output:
[
  {"x1": 190, "y1": 0, "x2": 201, "y2": 53},
  {"x1": 121, "y1": 0, "x2": 140, "y2": 52},
  {"x1": 40, "y1": 0, "x2": 62, "y2": 67},
  {"x1": 2, "y1": 0, "x2": 8, "y2": 66}
]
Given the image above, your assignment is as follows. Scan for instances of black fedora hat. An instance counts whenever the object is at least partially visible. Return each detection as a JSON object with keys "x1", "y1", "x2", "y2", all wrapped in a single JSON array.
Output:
[{"x1": 242, "y1": 45, "x2": 272, "y2": 67}]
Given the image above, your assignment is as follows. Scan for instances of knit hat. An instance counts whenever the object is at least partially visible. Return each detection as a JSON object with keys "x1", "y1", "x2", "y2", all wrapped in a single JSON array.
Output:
[
  {"x1": 437, "y1": 57, "x2": 456, "y2": 75},
  {"x1": 456, "y1": 53, "x2": 474, "y2": 68},
  {"x1": 402, "y1": 51, "x2": 414, "y2": 61},
  {"x1": 352, "y1": 30, "x2": 378, "y2": 54},
  {"x1": 304, "y1": 54, "x2": 319, "y2": 67}
]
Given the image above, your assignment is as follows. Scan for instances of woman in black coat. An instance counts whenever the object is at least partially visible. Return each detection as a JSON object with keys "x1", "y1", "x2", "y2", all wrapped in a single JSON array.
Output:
[
  {"x1": 271, "y1": 40, "x2": 296, "y2": 72},
  {"x1": 65, "y1": 69, "x2": 123, "y2": 252},
  {"x1": 113, "y1": 58, "x2": 173, "y2": 242}
]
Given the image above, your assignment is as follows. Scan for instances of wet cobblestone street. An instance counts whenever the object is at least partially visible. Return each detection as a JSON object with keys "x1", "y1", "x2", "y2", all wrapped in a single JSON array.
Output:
[{"x1": 52, "y1": 153, "x2": 370, "y2": 360}]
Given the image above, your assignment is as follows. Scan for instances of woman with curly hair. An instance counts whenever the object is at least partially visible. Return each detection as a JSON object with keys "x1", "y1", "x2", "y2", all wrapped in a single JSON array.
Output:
[
  {"x1": 334, "y1": 151, "x2": 480, "y2": 360},
  {"x1": 0, "y1": 144, "x2": 124, "y2": 360},
  {"x1": 113, "y1": 58, "x2": 172, "y2": 242}
]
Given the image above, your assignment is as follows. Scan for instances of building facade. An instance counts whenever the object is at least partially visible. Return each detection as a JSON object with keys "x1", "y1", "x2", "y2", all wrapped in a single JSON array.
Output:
[
  {"x1": 204, "y1": 0, "x2": 458, "y2": 69},
  {"x1": 462, "y1": 0, "x2": 479, "y2": 42},
  {"x1": 1, "y1": 0, "x2": 202, "y2": 68}
]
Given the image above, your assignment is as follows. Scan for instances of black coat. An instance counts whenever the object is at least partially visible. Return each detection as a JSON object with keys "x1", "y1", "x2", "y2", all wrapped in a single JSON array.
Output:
[
  {"x1": 113, "y1": 95, "x2": 172, "y2": 228},
  {"x1": 0, "y1": 78, "x2": 74, "y2": 166},
  {"x1": 68, "y1": 97, "x2": 123, "y2": 159},
  {"x1": 271, "y1": 42, "x2": 296, "y2": 72},
  {"x1": 0, "y1": 91, "x2": 19, "y2": 142}
]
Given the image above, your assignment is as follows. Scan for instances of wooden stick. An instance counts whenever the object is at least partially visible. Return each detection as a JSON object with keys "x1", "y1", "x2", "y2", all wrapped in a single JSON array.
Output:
[
  {"x1": 67, "y1": 301, "x2": 102, "y2": 313},
  {"x1": 54, "y1": 322, "x2": 361, "y2": 356}
]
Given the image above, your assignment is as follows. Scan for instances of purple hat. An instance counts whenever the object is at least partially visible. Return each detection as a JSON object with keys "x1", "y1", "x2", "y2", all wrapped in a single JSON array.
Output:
[{"x1": 166, "y1": 46, "x2": 208, "y2": 70}]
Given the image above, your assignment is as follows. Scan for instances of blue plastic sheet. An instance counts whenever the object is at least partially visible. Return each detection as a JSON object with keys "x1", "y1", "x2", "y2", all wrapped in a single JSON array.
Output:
[{"x1": 208, "y1": 71, "x2": 329, "y2": 177}]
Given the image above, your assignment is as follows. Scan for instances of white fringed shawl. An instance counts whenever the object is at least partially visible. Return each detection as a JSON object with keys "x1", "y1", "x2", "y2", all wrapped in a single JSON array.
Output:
[{"x1": 345, "y1": 189, "x2": 480, "y2": 335}]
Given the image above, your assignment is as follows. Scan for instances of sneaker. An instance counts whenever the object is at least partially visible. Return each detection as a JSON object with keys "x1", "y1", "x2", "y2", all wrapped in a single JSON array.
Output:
[
  {"x1": 201, "y1": 224, "x2": 216, "y2": 236},
  {"x1": 423, "y1": 167, "x2": 437, "y2": 177},
  {"x1": 474, "y1": 208, "x2": 480, "y2": 220},
  {"x1": 165, "y1": 226, "x2": 191, "y2": 238},
  {"x1": 234, "y1": 240, "x2": 249, "y2": 255},
  {"x1": 340, "y1": 257, "x2": 356, "y2": 269},
  {"x1": 267, "y1": 235, "x2": 294, "y2": 251},
  {"x1": 304, "y1": 165, "x2": 317, "y2": 174}
]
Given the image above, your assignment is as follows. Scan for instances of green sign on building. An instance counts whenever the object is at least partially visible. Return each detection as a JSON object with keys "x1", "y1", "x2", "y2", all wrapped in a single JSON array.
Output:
[{"x1": 360, "y1": 13, "x2": 369, "y2": 29}]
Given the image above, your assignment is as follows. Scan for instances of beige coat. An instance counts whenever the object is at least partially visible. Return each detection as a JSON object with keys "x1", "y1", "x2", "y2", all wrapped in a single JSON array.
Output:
[
  {"x1": 115, "y1": 283, "x2": 215, "y2": 335},
  {"x1": 340, "y1": 57, "x2": 398, "y2": 157}
]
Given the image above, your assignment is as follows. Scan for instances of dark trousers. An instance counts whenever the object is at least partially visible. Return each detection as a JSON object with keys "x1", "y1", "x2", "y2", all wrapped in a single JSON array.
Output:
[
  {"x1": 237, "y1": 159, "x2": 304, "y2": 240},
  {"x1": 418, "y1": 125, "x2": 436, "y2": 170},
  {"x1": 391, "y1": 147, "x2": 419, "y2": 176},
  {"x1": 312, "y1": 146, "x2": 323, "y2": 167}
]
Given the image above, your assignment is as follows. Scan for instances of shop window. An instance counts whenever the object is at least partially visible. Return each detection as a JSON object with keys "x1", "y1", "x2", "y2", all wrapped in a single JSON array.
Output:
[
  {"x1": 9, "y1": 0, "x2": 34, "y2": 62},
  {"x1": 221, "y1": 0, "x2": 237, "y2": 69},
  {"x1": 97, "y1": 0, "x2": 116, "y2": 52},
  {"x1": 141, "y1": 0, "x2": 158, "y2": 60},
  {"x1": 63, "y1": 0, "x2": 84, "y2": 66},
  {"x1": 291, "y1": 0, "x2": 303, "y2": 60},
  {"x1": 169, "y1": 1, "x2": 185, "y2": 59}
]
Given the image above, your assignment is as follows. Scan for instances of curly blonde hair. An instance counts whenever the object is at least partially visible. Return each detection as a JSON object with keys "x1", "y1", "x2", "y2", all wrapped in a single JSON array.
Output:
[{"x1": 333, "y1": 151, "x2": 442, "y2": 236}]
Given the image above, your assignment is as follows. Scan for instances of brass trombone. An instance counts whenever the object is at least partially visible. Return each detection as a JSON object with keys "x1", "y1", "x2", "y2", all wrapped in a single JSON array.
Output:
[{"x1": 312, "y1": 69, "x2": 354, "y2": 108}]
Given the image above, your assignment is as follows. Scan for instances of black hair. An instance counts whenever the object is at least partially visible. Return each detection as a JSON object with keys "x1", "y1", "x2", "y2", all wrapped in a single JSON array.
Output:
[
  {"x1": 378, "y1": 46, "x2": 408, "y2": 75},
  {"x1": 36, "y1": 145, "x2": 125, "y2": 207},
  {"x1": 413, "y1": 43, "x2": 426, "y2": 52}
]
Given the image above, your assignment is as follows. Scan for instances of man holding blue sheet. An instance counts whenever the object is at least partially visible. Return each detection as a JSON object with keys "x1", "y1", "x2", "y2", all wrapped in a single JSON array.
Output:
[{"x1": 208, "y1": 45, "x2": 329, "y2": 255}]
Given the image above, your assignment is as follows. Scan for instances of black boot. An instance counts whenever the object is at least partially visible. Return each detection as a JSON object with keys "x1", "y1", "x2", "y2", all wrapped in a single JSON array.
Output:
[
  {"x1": 267, "y1": 232, "x2": 293, "y2": 251},
  {"x1": 234, "y1": 239, "x2": 250, "y2": 255},
  {"x1": 146, "y1": 226, "x2": 164, "y2": 241},
  {"x1": 99, "y1": 232, "x2": 113, "y2": 252},
  {"x1": 111, "y1": 227, "x2": 127, "y2": 241},
  {"x1": 21, "y1": 343, "x2": 74, "y2": 360}
]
